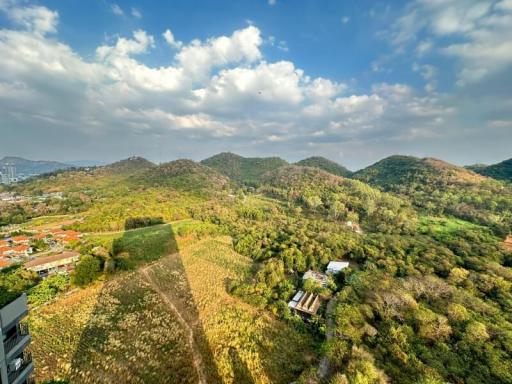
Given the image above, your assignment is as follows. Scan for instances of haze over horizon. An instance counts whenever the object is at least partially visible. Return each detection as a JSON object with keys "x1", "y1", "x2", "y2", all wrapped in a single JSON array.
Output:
[{"x1": 1, "y1": 0, "x2": 511, "y2": 170}]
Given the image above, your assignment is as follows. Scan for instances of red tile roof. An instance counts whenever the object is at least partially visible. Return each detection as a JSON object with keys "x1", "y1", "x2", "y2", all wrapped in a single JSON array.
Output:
[
  {"x1": 11, "y1": 236, "x2": 29, "y2": 242},
  {"x1": 0, "y1": 258, "x2": 13, "y2": 268},
  {"x1": 13, "y1": 245, "x2": 30, "y2": 252}
]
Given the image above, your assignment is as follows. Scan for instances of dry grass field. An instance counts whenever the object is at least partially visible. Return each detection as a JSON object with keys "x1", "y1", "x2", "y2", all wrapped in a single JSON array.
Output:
[{"x1": 28, "y1": 228, "x2": 316, "y2": 383}]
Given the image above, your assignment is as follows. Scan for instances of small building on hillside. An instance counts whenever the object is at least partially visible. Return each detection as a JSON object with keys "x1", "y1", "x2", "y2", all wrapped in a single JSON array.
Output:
[
  {"x1": 24, "y1": 251, "x2": 80, "y2": 278},
  {"x1": 288, "y1": 290, "x2": 322, "y2": 316},
  {"x1": 302, "y1": 270, "x2": 328, "y2": 287},
  {"x1": 326, "y1": 261, "x2": 350, "y2": 274}
]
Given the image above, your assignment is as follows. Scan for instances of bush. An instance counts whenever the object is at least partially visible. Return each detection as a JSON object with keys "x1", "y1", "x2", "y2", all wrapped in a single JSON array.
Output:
[{"x1": 71, "y1": 255, "x2": 101, "y2": 287}]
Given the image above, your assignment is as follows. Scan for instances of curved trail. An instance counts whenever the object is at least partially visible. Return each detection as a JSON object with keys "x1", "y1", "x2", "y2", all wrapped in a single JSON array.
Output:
[{"x1": 140, "y1": 258, "x2": 207, "y2": 384}]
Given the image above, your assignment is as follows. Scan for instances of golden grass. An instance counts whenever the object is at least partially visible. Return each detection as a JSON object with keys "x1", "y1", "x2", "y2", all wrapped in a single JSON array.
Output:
[{"x1": 28, "y1": 234, "x2": 316, "y2": 383}]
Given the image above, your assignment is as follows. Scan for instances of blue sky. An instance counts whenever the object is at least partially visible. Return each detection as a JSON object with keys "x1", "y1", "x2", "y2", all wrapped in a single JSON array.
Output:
[{"x1": 0, "y1": 0, "x2": 511, "y2": 169}]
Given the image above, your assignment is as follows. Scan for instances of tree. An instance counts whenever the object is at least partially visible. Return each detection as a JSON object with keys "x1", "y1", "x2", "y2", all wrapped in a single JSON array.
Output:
[{"x1": 71, "y1": 255, "x2": 101, "y2": 287}]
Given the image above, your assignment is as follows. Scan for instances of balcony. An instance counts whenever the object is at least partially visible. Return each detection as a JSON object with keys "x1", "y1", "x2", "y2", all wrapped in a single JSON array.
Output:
[
  {"x1": 4, "y1": 323, "x2": 30, "y2": 357},
  {"x1": 7, "y1": 351, "x2": 34, "y2": 384}
]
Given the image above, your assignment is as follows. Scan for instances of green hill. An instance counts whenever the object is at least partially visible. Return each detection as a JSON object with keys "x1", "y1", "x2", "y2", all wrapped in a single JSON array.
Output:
[
  {"x1": 295, "y1": 156, "x2": 352, "y2": 177},
  {"x1": 470, "y1": 158, "x2": 512, "y2": 182},
  {"x1": 353, "y1": 155, "x2": 512, "y2": 235},
  {"x1": 260, "y1": 165, "x2": 417, "y2": 233},
  {"x1": 137, "y1": 159, "x2": 229, "y2": 193},
  {"x1": 103, "y1": 156, "x2": 156, "y2": 175},
  {"x1": 201, "y1": 152, "x2": 288, "y2": 186}
]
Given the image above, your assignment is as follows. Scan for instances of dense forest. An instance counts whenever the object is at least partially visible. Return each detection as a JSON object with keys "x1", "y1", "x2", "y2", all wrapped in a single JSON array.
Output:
[{"x1": 1, "y1": 153, "x2": 511, "y2": 384}]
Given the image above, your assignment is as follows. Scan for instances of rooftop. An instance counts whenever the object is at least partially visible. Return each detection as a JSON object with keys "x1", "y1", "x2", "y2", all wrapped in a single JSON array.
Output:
[
  {"x1": 326, "y1": 261, "x2": 350, "y2": 273},
  {"x1": 288, "y1": 290, "x2": 322, "y2": 315},
  {"x1": 25, "y1": 251, "x2": 80, "y2": 268}
]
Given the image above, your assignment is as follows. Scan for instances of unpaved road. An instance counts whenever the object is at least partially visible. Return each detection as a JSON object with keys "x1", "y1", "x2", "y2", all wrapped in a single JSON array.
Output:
[
  {"x1": 318, "y1": 297, "x2": 337, "y2": 379},
  {"x1": 140, "y1": 257, "x2": 207, "y2": 384}
]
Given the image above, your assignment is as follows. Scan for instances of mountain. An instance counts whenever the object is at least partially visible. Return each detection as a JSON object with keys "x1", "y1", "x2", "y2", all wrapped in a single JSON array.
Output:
[
  {"x1": 469, "y1": 158, "x2": 512, "y2": 182},
  {"x1": 103, "y1": 156, "x2": 156, "y2": 175},
  {"x1": 0, "y1": 156, "x2": 72, "y2": 175},
  {"x1": 353, "y1": 155, "x2": 487, "y2": 186},
  {"x1": 201, "y1": 152, "x2": 288, "y2": 185},
  {"x1": 353, "y1": 155, "x2": 512, "y2": 235},
  {"x1": 295, "y1": 156, "x2": 352, "y2": 177},
  {"x1": 137, "y1": 159, "x2": 229, "y2": 192},
  {"x1": 260, "y1": 165, "x2": 417, "y2": 232},
  {"x1": 66, "y1": 160, "x2": 106, "y2": 167}
]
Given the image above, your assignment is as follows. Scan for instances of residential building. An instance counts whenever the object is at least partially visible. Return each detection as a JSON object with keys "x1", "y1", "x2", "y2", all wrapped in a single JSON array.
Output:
[
  {"x1": 0, "y1": 258, "x2": 13, "y2": 270},
  {"x1": 288, "y1": 290, "x2": 322, "y2": 316},
  {"x1": 0, "y1": 293, "x2": 34, "y2": 384},
  {"x1": 302, "y1": 270, "x2": 328, "y2": 287},
  {"x1": 9, "y1": 238, "x2": 29, "y2": 246},
  {"x1": 326, "y1": 261, "x2": 350, "y2": 274},
  {"x1": 24, "y1": 251, "x2": 80, "y2": 277}
]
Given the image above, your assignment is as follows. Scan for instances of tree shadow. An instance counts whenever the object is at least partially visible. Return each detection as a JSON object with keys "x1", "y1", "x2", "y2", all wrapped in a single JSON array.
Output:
[{"x1": 67, "y1": 224, "x2": 222, "y2": 383}]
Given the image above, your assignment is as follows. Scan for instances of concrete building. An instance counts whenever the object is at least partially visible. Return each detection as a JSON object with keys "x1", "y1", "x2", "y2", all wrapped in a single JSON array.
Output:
[{"x1": 0, "y1": 294, "x2": 34, "y2": 384}]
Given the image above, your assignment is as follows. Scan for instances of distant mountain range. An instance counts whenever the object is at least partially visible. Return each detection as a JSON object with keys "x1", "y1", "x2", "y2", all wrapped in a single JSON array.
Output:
[{"x1": 0, "y1": 156, "x2": 73, "y2": 175}]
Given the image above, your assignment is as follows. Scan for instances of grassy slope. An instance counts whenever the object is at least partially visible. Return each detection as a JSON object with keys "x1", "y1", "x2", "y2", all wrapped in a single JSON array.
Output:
[{"x1": 29, "y1": 226, "x2": 315, "y2": 384}]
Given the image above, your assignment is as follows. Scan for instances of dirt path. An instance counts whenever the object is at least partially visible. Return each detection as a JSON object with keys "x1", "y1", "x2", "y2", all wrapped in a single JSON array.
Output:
[
  {"x1": 318, "y1": 297, "x2": 337, "y2": 379},
  {"x1": 140, "y1": 257, "x2": 207, "y2": 384}
]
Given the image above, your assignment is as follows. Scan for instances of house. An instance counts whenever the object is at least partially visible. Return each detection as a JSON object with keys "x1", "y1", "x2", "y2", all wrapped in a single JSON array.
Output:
[
  {"x1": 326, "y1": 261, "x2": 350, "y2": 274},
  {"x1": 0, "y1": 240, "x2": 9, "y2": 247},
  {"x1": 0, "y1": 247, "x2": 15, "y2": 257},
  {"x1": 302, "y1": 270, "x2": 328, "y2": 287},
  {"x1": 24, "y1": 251, "x2": 80, "y2": 278},
  {"x1": 32, "y1": 233, "x2": 48, "y2": 240},
  {"x1": 288, "y1": 290, "x2": 322, "y2": 316},
  {"x1": 0, "y1": 258, "x2": 12, "y2": 269},
  {"x1": 10, "y1": 236, "x2": 30, "y2": 245},
  {"x1": 12, "y1": 245, "x2": 32, "y2": 257}
]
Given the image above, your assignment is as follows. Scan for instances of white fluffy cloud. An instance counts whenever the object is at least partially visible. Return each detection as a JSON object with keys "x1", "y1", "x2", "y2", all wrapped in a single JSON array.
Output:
[
  {"x1": 0, "y1": 1, "x2": 484, "y2": 168},
  {"x1": 385, "y1": 0, "x2": 512, "y2": 84}
]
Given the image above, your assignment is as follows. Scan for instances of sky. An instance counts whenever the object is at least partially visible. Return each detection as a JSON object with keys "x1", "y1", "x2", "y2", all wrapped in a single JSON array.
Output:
[{"x1": 0, "y1": 0, "x2": 511, "y2": 170}]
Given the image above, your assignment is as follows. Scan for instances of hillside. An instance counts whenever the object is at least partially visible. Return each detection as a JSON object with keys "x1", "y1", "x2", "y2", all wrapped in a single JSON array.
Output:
[
  {"x1": 0, "y1": 156, "x2": 72, "y2": 175},
  {"x1": 102, "y1": 156, "x2": 156, "y2": 174},
  {"x1": 295, "y1": 156, "x2": 352, "y2": 177},
  {"x1": 138, "y1": 159, "x2": 229, "y2": 192},
  {"x1": 354, "y1": 155, "x2": 512, "y2": 235},
  {"x1": 260, "y1": 165, "x2": 417, "y2": 233},
  {"x1": 470, "y1": 158, "x2": 512, "y2": 182},
  {"x1": 201, "y1": 152, "x2": 288, "y2": 185}
]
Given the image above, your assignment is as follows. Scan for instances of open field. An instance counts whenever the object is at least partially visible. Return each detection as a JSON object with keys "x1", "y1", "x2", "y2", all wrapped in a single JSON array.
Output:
[{"x1": 28, "y1": 225, "x2": 316, "y2": 383}]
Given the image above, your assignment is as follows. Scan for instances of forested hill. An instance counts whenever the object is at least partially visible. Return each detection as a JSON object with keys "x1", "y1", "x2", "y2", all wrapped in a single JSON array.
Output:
[
  {"x1": 134, "y1": 159, "x2": 229, "y2": 192},
  {"x1": 353, "y1": 155, "x2": 512, "y2": 235},
  {"x1": 468, "y1": 158, "x2": 512, "y2": 182},
  {"x1": 295, "y1": 156, "x2": 352, "y2": 177},
  {"x1": 201, "y1": 152, "x2": 288, "y2": 186},
  {"x1": 260, "y1": 165, "x2": 417, "y2": 233},
  {"x1": 0, "y1": 156, "x2": 72, "y2": 175}
]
